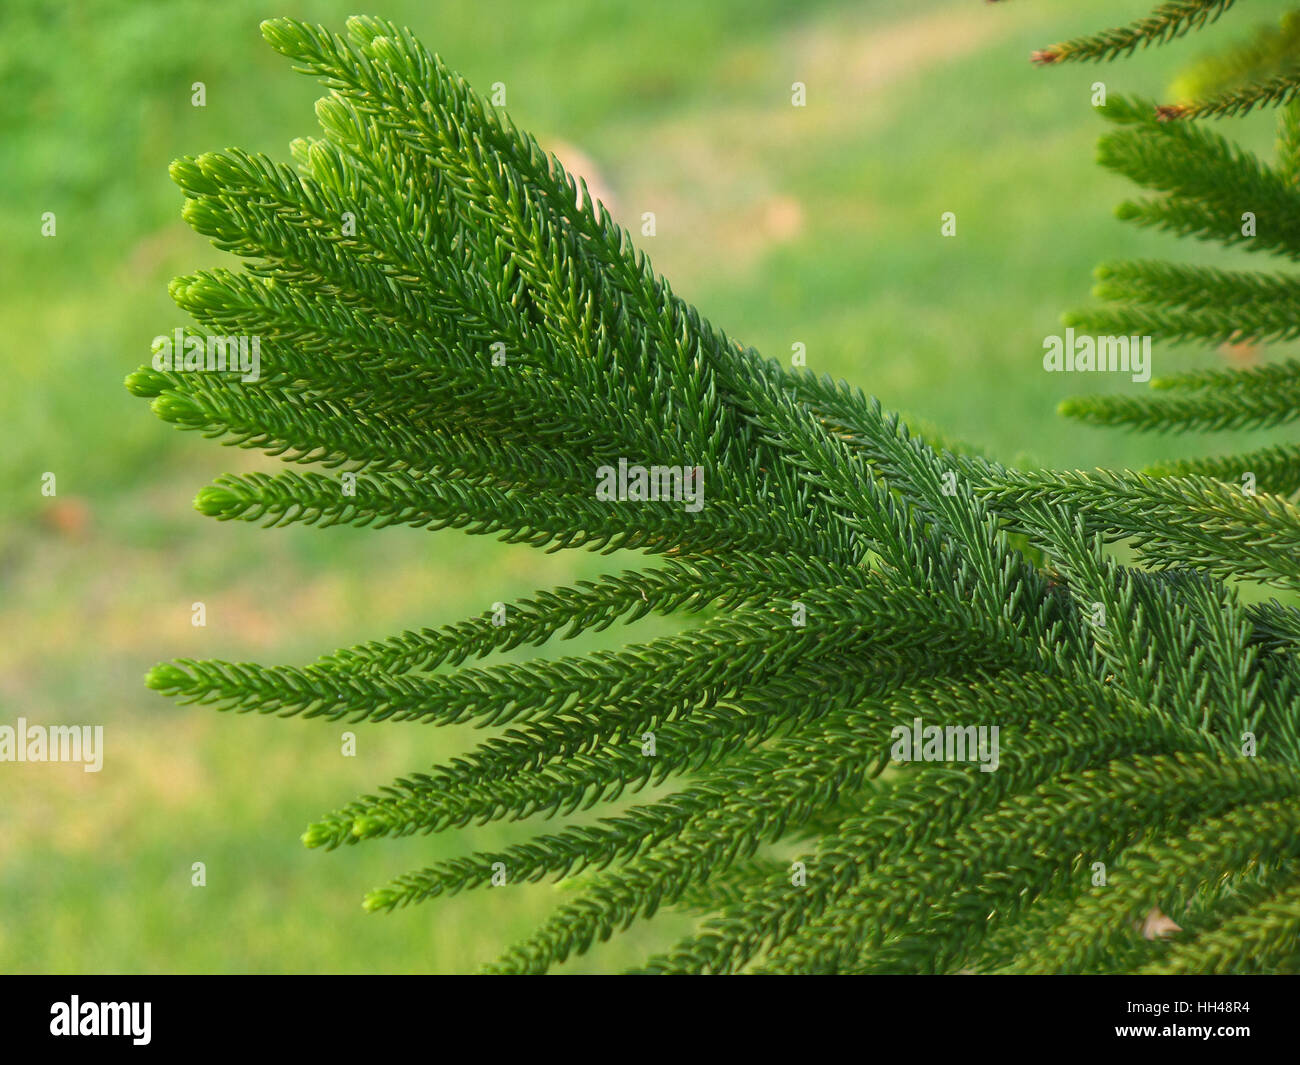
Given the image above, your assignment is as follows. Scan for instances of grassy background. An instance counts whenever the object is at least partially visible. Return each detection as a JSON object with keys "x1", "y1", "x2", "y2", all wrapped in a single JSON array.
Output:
[{"x1": 1, "y1": 0, "x2": 1294, "y2": 972}]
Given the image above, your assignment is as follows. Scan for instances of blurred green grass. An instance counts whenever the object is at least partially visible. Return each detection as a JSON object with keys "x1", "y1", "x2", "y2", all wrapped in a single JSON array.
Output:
[{"x1": 2, "y1": 0, "x2": 1296, "y2": 972}]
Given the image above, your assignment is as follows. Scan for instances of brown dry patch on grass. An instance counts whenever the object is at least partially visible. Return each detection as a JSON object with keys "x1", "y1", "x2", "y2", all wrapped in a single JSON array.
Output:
[
  {"x1": 612, "y1": 3, "x2": 1015, "y2": 279},
  {"x1": 808, "y1": 3, "x2": 1010, "y2": 94},
  {"x1": 0, "y1": 717, "x2": 209, "y2": 863}
]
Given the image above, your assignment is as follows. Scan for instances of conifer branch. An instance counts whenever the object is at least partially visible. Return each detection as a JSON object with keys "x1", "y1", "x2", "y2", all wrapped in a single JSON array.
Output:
[
  {"x1": 128, "y1": 12, "x2": 1300, "y2": 974},
  {"x1": 1030, "y1": 2, "x2": 1238, "y2": 67}
]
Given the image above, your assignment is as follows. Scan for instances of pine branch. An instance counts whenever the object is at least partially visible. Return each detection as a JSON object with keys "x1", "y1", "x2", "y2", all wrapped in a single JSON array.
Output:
[
  {"x1": 1148, "y1": 442, "x2": 1300, "y2": 496},
  {"x1": 127, "y1": 13, "x2": 1300, "y2": 975},
  {"x1": 1031, "y1": 2, "x2": 1238, "y2": 66},
  {"x1": 766, "y1": 755, "x2": 1299, "y2": 974},
  {"x1": 1096, "y1": 97, "x2": 1300, "y2": 260},
  {"x1": 1143, "y1": 875, "x2": 1300, "y2": 973},
  {"x1": 640, "y1": 672, "x2": 1210, "y2": 974},
  {"x1": 1001, "y1": 795, "x2": 1300, "y2": 973},
  {"x1": 979, "y1": 467, "x2": 1300, "y2": 587}
]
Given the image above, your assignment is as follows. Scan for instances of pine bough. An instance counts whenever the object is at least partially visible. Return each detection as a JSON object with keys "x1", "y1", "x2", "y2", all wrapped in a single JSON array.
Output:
[{"x1": 130, "y1": 7, "x2": 1300, "y2": 973}]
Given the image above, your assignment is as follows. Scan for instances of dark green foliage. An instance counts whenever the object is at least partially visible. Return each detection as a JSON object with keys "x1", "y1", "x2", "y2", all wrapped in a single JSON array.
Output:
[
  {"x1": 132, "y1": 11, "x2": 1300, "y2": 972},
  {"x1": 1057, "y1": 12, "x2": 1300, "y2": 494}
]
